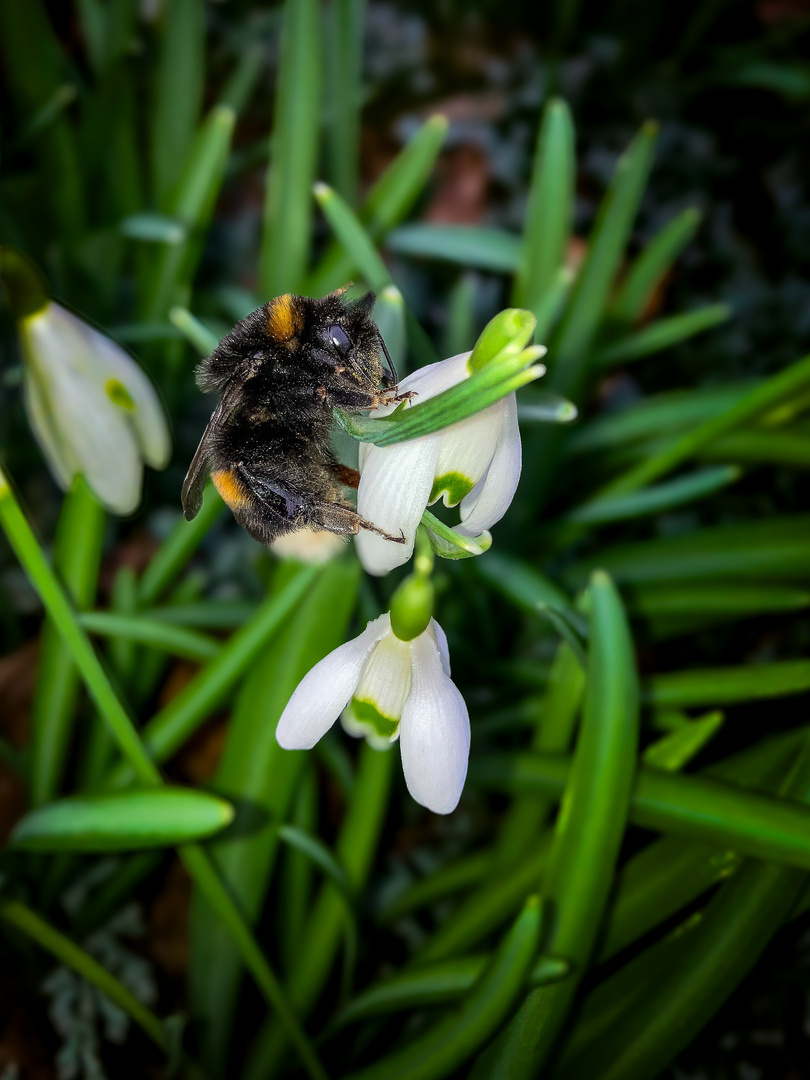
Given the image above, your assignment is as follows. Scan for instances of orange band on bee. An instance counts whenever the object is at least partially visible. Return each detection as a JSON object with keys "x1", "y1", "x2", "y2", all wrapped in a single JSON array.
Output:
[
  {"x1": 212, "y1": 468, "x2": 252, "y2": 510},
  {"x1": 266, "y1": 293, "x2": 304, "y2": 346}
]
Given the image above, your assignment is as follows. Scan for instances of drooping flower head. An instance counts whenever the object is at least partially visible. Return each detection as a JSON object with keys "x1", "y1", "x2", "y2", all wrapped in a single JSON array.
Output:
[
  {"x1": 1, "y1": 247, "x2": 171, "y2": 515},
  {"x1": 276, "y1": 612, "x2": 470, "y2": 815},
  {"x1": 356, "y1": 352, "x2": 522, "y2": 575}
]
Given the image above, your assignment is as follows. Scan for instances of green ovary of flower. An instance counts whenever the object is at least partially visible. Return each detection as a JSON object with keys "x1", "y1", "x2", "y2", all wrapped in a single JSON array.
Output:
[
  {"x1": 105, "y1": 378, "x2": 136, "y2": 411},
  {"x1": 430, "y1": 471, "x2": 475, "y2": 507},
  {"x1": 347, "y1": 699, "x2": 400, "y2": 740}
]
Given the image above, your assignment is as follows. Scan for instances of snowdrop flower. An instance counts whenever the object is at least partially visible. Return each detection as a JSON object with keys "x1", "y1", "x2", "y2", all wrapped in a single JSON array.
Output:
[
  {"x1": 356, "y1": 352, "x2": 521, "y2": 575},
  {"x1": 276, "y1": 612, "x2": 470, "y2": 815},
  {"x1": 18, "y1": 301, "x2": 171, "y2": 514}
]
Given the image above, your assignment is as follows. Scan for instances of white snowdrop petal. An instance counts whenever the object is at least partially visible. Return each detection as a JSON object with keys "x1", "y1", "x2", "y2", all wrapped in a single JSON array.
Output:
[
  {"x1": 353, "y1": 631, "x2": 413, "y2": 720},
  {"x1": 276, "y1": 614, "x2": 391, "y2": 750},
  {"x1": 396, "y1": 352, "x2": 471, "y2": 402},
  {"x1": 21, "y1": 369, "x2": 76, "y2": 491},
  {"x1": 427, "y1": 618, "x2": 451, "y2": 677},
  {"x1": 356, "y1": 435, "x2": 440, "y2": 576},
  {"x1": 400, "y1": 632, "x2": 470, "y2": 815},
  {"x1": 457, "y1": 392, "x2": 521, "y2": 536},
  {"x1": 86, "y1": 328, "x2": 172, "y2": 470},
  {"x1": 431, "y1": 405, "x2": 502, "y2": 507},
  {"x1": 19, "y1": 305, "x2": 167, "y2": 513}
]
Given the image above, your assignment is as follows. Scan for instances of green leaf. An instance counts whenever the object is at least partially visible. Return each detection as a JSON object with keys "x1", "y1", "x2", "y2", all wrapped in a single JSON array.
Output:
[
  {"x1": 475, "y1": 550, "x2": 586, "y2": 639},
  {"x1": 474, "y1": 572, "x2": 639, "y2": 1078},
  {"x1": 260, "y1": 0, "x2": 322, "y2": 297},
  {"x1": 566, "y1": 384, "x2": 754, "y2": 457},
  {"x1": 413, "y1": 842, "x2": 550, "y2": 965},
  {"x1": 595, "y1": 349, "x2": 810, "y2": 502},
  {"x1": 342, "y1": 898, "x2": 542, "y2": 1080},
  {"x1": 443, "y1": 273, "x2": 478, "y2": 357},
  {"x1": 109, "y1": 565, "x2": 321, "y2": 786},
  {"x1": 144, "y1": 599, "x2": 258, "y2": 629},
  {"x1": 642, "y1": 711, "x2": 724, "y2": 771},
  {"x1": 169, "y1": 305, "x2": 220, "y2": 355},
  {"x1": 0, "y1": 471, "x2": 325, "y2": 1080},
  {"x1": 31, "y1": 479, "x2": 105, "y2": 807},
  {"x1": 150, "y1": 0, "x2": 205, "y2": 208},
  {"x1": 138, "y1": 485, "x2": 226, "y2": 606},
  {"x1": 513, "y1": 98, "x2": 575, "y2": 312},
  {"x1": 493, "y1": 639, "x2": 586, "y2": 867},
  {"x1": 314, "y1": 182, "x2": 391, "y2": 291},
  {"x1": 325, "y1": 0, "x2": 366, "y2": 202},
  {"x1": 567, "y1": 515, "x2": 810, "y2": 586},
  {"x1": 329, "y1": 951, "x2": 567, "y2": 1033},
  {"x1": 306, "y1": 114, "x2": 448, "y2": 296},
  {"x1": 598, "y1": 728, "x2": 803, "y2": 964},
  {"x1": 245, "y1": 745, "x2": 395, "y2": 1080},
  {"x1": 627, "y1": 582, "x2": 810, "y2": 618},
  {"x1": 12, "y1": 788, "x2": 234, "y2": 851},
  {"x1": 561, "y1": 465, "x2": 741, "y2": 525},
  {"x1": 79, "y1": 611, "x2": 221, "y2": 663},
  {"x1": 645, "y1": 660, "x2": 810, "y2": 708},
  {"x1": 386, "y1": 224, "x2": 522, "y2": 273},
  {"x1": 699, "y1": 427, "x2": 810, "y2": 469},
  {"x1": 548, "y1": 121, "x2": 658, "y2": 403},
  {"x1": 594, "y1": 304, "x2": 730, "y2": 367},
  {"x1": 516, "y1": 388, "x2": 579, "y2": 423},
  {"x1": 608, "y1": 207, "x2": 702, "y2": 325},
  {"x1": 376, "y1": 850, "x2": 492, "y2": 924},
  {"x1": 552, "y1": 738, "x2": 810, "y2": 1080},
  {"x1": 373, "y1": 285, "x2": 407, "y2": 375},
  {"x1": 189, "y1": 562, "x2": 361, "y2": 1073},
  {"x1": 119, "y1": 212, "x2": 185, "y2": 244},
  {"x1": 471, "y1": 748, "x2": 810, "y2": 870},
  {"x1": 142, "y1": 103, "x2": 236, "y2": 321}
]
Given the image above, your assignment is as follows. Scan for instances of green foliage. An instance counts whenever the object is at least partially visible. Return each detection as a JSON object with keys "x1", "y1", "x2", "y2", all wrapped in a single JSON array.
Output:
[{"x1": 1, "y1": 3, "x2": 809, "y2": 1079}]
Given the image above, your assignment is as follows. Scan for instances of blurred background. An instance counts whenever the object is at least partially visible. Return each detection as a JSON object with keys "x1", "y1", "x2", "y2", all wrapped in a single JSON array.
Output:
[{"x1": 2, "y1": 2, "x2": 810, "y2": 1078}]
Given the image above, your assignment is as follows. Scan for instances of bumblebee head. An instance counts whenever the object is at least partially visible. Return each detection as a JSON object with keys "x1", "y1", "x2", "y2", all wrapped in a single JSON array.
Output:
[{"x1": 315, "y1": 288, "x2": 398, "y2": 387}]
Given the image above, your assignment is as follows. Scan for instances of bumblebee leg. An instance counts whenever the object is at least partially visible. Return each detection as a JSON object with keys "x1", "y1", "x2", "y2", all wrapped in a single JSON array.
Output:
[
  {"x1": 311, "y1": 503, "x2": 406, "y2": 544},
  {"x1": 324, "y1": 386, "x2": 382, "y2": 411}
]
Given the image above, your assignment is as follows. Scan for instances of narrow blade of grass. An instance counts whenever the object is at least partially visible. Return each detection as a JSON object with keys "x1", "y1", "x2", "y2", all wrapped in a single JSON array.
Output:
[
  {"x1": 306, "y1": 115, "x2": 448, "y2": 296},
  {"x1": 608, "y1": 208, "x2": 702, "y2": 325},
  {"x1": 189, "y1": 560, "x2": 360, "y2": 1074},
  {"x1": 472, "y1": 572, "x2": 639, "y2": 1078},
  {"x1": 513, "y1": 98, "x2": 575, "y2": 312},
  {"x1": 259, "y1": 0, "x2": 321, "y2": 297},
  {"x1": 31, "y1": 478, "x2": 105, "y2": 806},
  {"x1": 149, "y1": 0, "x2": 205, "y2": 208},
  {"x1": 594, "y1": 304, "x2": 730, "y2": 368}
]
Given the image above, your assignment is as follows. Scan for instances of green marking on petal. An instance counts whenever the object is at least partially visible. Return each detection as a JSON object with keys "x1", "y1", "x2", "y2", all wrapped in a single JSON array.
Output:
[
  {"x1": 430, "y1": 471, "x2": 476, "y2": 508},
  {"x1": 105, "y1": 378, "x2": 135, "y2": 411},
  {"x1": 350, "y1": 699, "x2": 400, "y2": 740}
]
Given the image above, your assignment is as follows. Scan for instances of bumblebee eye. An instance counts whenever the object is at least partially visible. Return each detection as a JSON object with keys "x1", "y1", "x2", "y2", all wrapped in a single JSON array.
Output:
[{"x1": 328, "y1": 324, "x2": 352, "y2": 355}]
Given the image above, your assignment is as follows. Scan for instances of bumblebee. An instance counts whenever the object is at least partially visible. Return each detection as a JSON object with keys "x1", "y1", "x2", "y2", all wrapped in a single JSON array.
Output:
[{"x1": 181, "y1": 288, "x2": 408, "y2": 546}]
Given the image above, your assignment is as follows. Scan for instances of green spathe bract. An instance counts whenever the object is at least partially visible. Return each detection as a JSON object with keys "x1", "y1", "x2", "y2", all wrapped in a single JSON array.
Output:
[{"x1": 335, "y1": 307, "x2": 553, "y2": 447}]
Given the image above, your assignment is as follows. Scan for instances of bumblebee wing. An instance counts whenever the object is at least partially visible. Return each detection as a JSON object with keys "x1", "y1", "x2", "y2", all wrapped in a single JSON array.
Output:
[{"x1": 181, "y1": 381, "x2": 243, "y2": 520}]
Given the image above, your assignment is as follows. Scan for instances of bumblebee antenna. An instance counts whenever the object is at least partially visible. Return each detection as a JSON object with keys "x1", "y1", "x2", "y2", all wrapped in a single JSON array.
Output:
[{"x1": 378, "y1": 329, "x2": 398, "y2": 384}]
